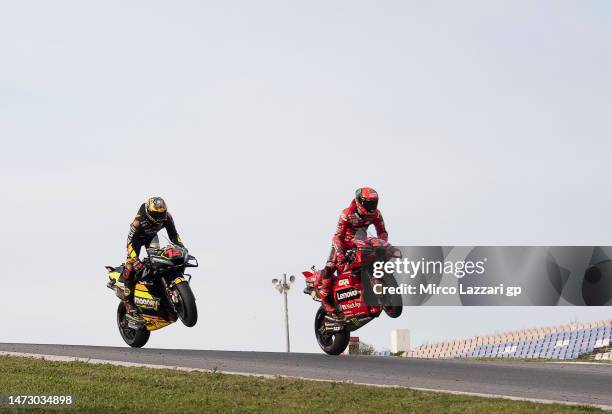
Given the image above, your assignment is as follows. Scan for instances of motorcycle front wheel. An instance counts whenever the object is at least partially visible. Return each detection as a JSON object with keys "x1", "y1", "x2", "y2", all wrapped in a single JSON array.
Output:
[
  {"x1": 174, "y1": 282, "x2": 198, "y2": 327},
  {"x1": 314, "y1": 307, "x2": 350, "y2": 355},
  {"x1": 116, "y1": 302, "x2": 150, "y2": 348},
  {"x1": 380, "y1": 275, "x2": 403, "y2": 319}
]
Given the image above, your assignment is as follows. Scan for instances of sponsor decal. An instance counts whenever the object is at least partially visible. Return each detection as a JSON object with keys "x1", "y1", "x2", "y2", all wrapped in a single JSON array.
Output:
[
  {"x1": 350, "y1": 316, "x2": 372, "y2": 327},
  {"x1": 324, "y1": 322, "x2": 344, "y2": 332},
  {"x1": 338, "y1": 278, "x2": 350, "y2": 287},
  {"x1": 135, "y1": 296, "x2": 160, "y2": 310},
  {"x1": 336, "y1": 287, "x2": 361, "y2": 302},
  {"x1": 340, "y1": 302, "x2": 359, "y2": 311}
]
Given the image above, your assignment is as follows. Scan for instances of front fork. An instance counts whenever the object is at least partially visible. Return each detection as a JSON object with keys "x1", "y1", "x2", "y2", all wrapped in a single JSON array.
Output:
[{"x1": 161, "y1": 275, "x2": 191, "y2": 317}]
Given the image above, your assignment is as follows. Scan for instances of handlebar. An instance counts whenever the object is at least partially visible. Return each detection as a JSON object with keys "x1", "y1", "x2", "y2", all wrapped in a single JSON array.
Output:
[
  {"x1": 338, "y1": 249, "x2": 356, "y2": 265},
  {"x1": 143, "y1": 254, "x2": 198, "y2": 269},
  {"x1": 338, "y1": 244, "x2": 400, "y2": 271}
]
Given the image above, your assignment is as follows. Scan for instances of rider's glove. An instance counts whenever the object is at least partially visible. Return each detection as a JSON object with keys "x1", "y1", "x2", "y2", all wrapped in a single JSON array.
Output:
[
  {"x1": 133, "y1": 259, "x2": 144, "y2": 272},
  {"x1": 345, "y1": 249, "x2": 356, "y2": 263}
]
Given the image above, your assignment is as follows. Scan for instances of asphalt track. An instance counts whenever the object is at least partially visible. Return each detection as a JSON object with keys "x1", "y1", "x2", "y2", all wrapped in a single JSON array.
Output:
[{"x1": 1, "y1": 343, "x2": 611, "y2": 409}]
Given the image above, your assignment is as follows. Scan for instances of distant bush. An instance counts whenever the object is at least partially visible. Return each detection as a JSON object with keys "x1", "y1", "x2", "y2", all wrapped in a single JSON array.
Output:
[{"x1": 358, "y1": 342, "x2": 375, "y2": 355}]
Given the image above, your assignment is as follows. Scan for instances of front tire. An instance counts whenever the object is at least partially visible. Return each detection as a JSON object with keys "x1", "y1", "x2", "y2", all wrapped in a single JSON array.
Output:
[
  {"x1": 384, "y1": 304, "x2": 403, "y2": 318},
  {"x1": 314, "y1": 307, "x2": 349, "y2": 355},
  {"x1": 116, "y1": 302, "x2": 150, "y2": 348},
  {"x1": 380, "y1": 274, "x2": 403, "y2": 319},
  {"x1": 174, "y1": 282, "x2": 198, "y2": 327}
]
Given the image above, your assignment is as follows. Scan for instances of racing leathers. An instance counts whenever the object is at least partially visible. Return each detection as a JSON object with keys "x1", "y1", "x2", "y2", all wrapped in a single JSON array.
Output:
[
  {"x1": 121, "y1": 203, "x2": 183, "y2": 321},
  {"x1": 320, "y1": 199, "x2": 387, "y2": 316}
]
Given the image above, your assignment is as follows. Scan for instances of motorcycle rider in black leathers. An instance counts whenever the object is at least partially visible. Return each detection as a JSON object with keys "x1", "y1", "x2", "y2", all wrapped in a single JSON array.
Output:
[{"x1": 120, "y1": 197, "x2": 184, "y2": 323}]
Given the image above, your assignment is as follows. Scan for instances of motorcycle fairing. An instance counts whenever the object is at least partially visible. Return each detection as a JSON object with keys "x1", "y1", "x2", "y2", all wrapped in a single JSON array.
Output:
[
  {"x1": 333, "y1": 275, "x2": 373, "y2": 318},
  {"x1": 107, "y1": 267, "x2": 175, "y2": 331},
  {"x1": 345, "y1": 316, "x2": 375, "y2": 331},
  {"x1": 142, "y1": 314, "x2": 171, "y2": 331},
  {"x1": 170, "y1": 276, "x2": 187, "y2": 287},
  {"x1": 108, "y1": 269, "x2": 121, "y2": 283},
  {"x1": 132, "y1": 281, "x2": 175, "y2": 329}
]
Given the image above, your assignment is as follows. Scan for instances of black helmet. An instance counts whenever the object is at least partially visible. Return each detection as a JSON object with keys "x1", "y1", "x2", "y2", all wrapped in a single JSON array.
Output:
[{"x1": 145, "y1": 197, "x2": 168, "y2": 223}]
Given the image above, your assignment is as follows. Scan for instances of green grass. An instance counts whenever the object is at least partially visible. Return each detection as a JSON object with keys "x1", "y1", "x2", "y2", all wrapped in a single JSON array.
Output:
[{"x1": 0, "y1": 356, "x2": 604, "y2": 414}]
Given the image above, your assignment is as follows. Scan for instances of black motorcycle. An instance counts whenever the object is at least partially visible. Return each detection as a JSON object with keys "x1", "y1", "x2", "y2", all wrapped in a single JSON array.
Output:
[{"x1": 106, "y1": 242, "x2": 199, "y2": 348}]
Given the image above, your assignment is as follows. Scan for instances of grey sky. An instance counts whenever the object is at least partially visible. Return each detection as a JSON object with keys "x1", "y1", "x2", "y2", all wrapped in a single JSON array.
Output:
[{"x1": 1, "y1": 1, "x2": 611, "y2": 352}]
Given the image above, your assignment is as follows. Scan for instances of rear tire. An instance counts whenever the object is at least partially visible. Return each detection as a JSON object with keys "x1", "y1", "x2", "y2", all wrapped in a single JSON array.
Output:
[
  {"x1": 314, "y1": 307, "x2": 350, "y2": 355},
  {"x1": 175, "y1": 282, "x2": 198, "y2": 327},
  {"x1": 116, "y1": 302, "x2": 150, "y2": 348}
]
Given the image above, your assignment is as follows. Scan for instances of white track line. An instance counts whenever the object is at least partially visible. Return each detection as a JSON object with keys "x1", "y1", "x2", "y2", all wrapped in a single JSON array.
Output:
[
  {"x1": 546, "y1": 361, "x2": 611, "y2": 365},
  {"x1": 1, "y1": 351, "x2": 610, "y2": 411}
]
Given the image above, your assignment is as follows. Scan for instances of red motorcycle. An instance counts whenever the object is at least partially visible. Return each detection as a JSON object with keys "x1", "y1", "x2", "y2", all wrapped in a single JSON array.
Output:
[{"x1": 303, "y1": 235, "x2": 403, "y2": 355}]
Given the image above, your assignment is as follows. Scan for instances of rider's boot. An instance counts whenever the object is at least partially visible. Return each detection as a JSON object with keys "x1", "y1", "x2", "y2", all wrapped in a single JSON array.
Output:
[
  {"x1": 319, "y1": 274, "x2": 342, "y2": 321},
  {"x1": 120, "y1": 268, "x2": 144, "y2": 325}
]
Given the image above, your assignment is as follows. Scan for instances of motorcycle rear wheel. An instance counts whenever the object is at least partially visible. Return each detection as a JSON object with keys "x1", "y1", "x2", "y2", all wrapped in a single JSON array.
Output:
[
  {"x1": 174, "y1": 282, "x2": 198, "y2": 327},
  {"x1": 314, "y1": 307, "x2": 350, "y2": 355},
  {"x1": 116, "y1": 302, "x2": 150, "y2": 348}
]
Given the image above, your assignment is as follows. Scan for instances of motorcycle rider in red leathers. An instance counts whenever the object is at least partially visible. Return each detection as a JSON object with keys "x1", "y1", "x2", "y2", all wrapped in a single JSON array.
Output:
[{"x1": 319, "y1": 187, "x2": 388, "y2": 318}]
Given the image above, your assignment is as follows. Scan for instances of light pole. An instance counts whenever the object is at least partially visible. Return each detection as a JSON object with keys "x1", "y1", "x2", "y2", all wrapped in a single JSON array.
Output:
[{"x1": 271, "y1": 273, "x2": 295, "y2": 352}]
